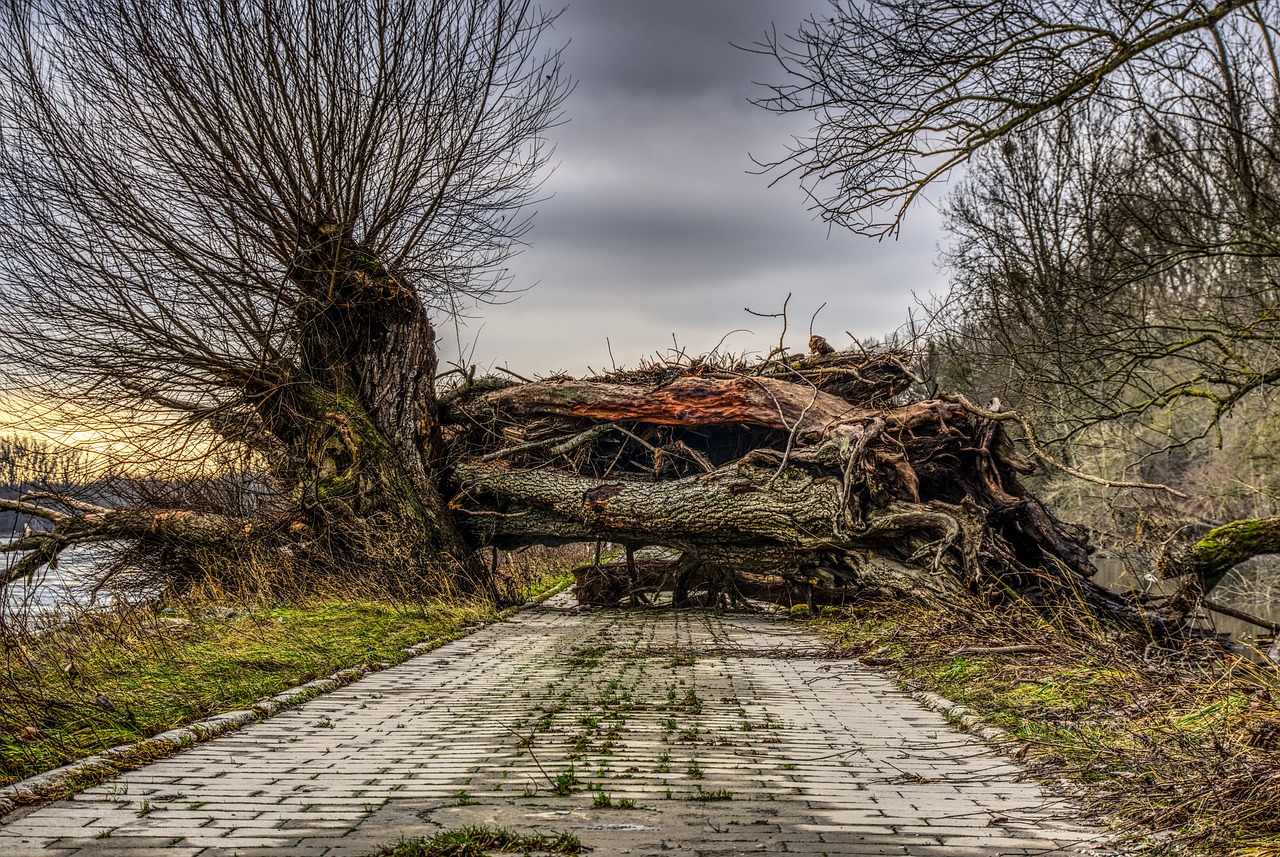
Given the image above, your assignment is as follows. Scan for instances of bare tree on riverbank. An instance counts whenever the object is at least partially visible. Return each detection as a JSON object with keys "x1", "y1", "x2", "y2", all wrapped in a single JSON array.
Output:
[{"x1": 0, "y1": 0, "x2": 570, "y2": 594}]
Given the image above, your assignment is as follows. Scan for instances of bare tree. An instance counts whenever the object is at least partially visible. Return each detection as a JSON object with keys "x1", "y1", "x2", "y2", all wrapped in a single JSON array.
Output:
[
  {"x1": 751, "y1": 0, "x2": 1271, "y2": 236},
  {"x1": 0, "y1": 0, "x2": 569, "y2": 593}
]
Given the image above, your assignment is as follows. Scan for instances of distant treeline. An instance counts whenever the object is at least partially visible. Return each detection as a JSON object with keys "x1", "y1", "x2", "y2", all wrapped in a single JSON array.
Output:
[{"x1": 0, "y1": 435, "x2": 123, "y2": 536}]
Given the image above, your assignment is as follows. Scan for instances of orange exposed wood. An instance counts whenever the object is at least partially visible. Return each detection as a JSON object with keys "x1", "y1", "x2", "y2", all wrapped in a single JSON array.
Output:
[
  {"x1": 485, "y1": 377, "x2": 857, "y2": 434},
  {"x1": 483, "y1": 378, "x2": 967, "y2": 440}
]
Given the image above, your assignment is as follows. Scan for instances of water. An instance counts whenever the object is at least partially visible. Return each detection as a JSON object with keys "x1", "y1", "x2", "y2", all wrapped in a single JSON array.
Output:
[
  {"x1": 1094, "y1": 556, "x2": 1280, "y2": 657},
  {"x1": 2, "y1": 545, "x2": 134, "y2": 630}
]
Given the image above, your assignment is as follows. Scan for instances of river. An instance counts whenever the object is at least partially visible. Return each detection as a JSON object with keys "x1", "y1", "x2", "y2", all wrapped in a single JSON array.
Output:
[
  {"x1": 1, "y1": 545, "x2": 139, "y2": 630},
  {"x1": 1094, "y1": 556, "x2": 1280, "y2": 658}
]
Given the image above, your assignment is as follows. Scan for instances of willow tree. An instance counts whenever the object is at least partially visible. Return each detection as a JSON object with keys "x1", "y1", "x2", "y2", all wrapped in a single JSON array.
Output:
[{"x1": 0, "y1": 0, "x2": 570, "y2": 593}]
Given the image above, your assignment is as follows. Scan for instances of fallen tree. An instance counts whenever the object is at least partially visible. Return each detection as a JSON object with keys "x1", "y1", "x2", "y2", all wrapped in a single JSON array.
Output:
[
  {"x1": 2, "y1": 342, "x2": 1274, "y2": 640},
  {"x1": 437, "y1": 348, "x2": 1183, "y2": 628}
]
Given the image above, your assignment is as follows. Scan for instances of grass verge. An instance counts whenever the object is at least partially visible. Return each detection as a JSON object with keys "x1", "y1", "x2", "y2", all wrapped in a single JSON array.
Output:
[
  {"x1": 819, "y1": 595, "x2": 1280, "y2": 856},
  {"x1": 0, "y1": 554, "x2": 574, "y2": 789}
]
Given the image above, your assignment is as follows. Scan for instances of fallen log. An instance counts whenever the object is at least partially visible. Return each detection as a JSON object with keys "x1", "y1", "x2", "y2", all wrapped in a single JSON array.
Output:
[{"x1": 440, "y1": 350, "x2": 1183, "y2": 627}]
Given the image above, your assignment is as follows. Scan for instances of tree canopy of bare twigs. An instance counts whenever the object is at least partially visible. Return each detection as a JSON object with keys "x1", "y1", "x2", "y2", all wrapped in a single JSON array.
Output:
[
  {"x1": 750, "y1": 0, "x2": 1268, "y2": 236},
  {"x1": 753, "y1": 0, "x2": 1280, "y2": 579},
  {"x1": 0, "y1": 0, "x2": 570, "y2": 594}
]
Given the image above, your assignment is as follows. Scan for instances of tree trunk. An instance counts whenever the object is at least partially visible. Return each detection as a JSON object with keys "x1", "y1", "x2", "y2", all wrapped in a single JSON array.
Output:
[
  {"x1": 272, "y1": 231, "x2": 489, "y2": 594},
  {"x1": 440, "y1": 350, "x2": 1168, "y2": 628},
  {"x1": 1, "y1": 236, "x2": 491, "y2": 597}
]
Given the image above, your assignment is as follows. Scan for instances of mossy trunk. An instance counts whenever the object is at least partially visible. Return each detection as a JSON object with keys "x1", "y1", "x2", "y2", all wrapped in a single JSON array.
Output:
[
  {"x1": 1159, "y1": 514, "x2": 1280, "y2": 594},
  {"x1": 274, "y1": 229, "x2": 489, "y2": 594}
]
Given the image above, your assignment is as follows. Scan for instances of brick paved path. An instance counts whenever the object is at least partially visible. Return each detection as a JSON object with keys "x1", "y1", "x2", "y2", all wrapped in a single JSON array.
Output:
[{"x1": 1, "y1": 595, "x2": 1115, "y2": 856}]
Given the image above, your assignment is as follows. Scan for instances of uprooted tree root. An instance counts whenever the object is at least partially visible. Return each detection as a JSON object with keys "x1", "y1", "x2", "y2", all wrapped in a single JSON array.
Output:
[
  {"x1": 0, "y1": 344, "x2": 1251, "y2": 634},
  {"x1": 823, "y1": 594, "x2": 1280, "y2": 856}
]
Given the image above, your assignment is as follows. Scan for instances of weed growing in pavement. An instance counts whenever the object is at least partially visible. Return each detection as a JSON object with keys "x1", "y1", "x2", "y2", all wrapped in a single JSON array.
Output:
[
  {"x1": 552, "y1": 766, "x2": 578, "y2": 796},
  {"x1": 687, "y1": 787, "x2": 733, "y2": 802},
  {"x1": 374, "y1": 825, "x2": 583, "y2": 856}
]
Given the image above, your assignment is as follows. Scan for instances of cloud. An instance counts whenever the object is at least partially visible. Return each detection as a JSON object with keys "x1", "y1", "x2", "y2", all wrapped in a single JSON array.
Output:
[{"x1": 441, "y1": 0, "x2": 950, "y2": 375}]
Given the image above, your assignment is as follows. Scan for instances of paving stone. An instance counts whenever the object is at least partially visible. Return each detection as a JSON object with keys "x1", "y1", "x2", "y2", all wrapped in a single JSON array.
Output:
[{"x1": 0, "y1": 596, "x2": 1118, "y2": 855}]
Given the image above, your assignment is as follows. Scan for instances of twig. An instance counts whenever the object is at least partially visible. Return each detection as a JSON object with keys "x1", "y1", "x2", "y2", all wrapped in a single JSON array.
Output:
[
  {"x1": 498, "y1": 722, "x2": 553, "y2": 788},
  {"x1": 950, "y1": 645, "x2": 1048, "y2": 657},
  {"x1": 808, "y1": 301, "x2": 827, "y2": 338},
  {"x1": 495, "y1": 365, "x2": 534, "y2": 383},
  {"x1": 768, "y1": 385, "x2": 820, "y2": 489},
  {"x1": 745, "y1": 293, "x2": 791, "y2": 356},
  {"x1": 940, "y1": 392, "x2": 1187, "y2": 498},
  {"x1": 481, "y1": 424, "x2": 611, "y2": 462},
  {"x1": 612, "y1": 425, "x2": 660, "y2": 455},
  {"x1": 1201, "y1": 598, "x2": 1280, "y2": 632}
]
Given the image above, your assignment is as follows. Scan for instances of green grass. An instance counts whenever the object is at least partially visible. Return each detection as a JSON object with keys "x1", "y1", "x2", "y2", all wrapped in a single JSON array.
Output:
[
  {"x1": 686, "y1": 787, "x2": 732, "y2": 801},
  {"x1": 818, "y1": 595, "x2": 1280, "y2": 857},
  {"x1": 0, "y1": 569, "x2": 573, "y2": 788},
  {"x1": 375, "y1": 826, "x2": 583, "y2": 856},
  {"x1": 552, "y1": 765, "x2": 578, "y2": 796}
]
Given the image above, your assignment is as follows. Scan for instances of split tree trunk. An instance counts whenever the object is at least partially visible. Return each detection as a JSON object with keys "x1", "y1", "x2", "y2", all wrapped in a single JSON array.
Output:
[{"x1": 439, "y1": 352, "x2": 1162, "y2": 626}]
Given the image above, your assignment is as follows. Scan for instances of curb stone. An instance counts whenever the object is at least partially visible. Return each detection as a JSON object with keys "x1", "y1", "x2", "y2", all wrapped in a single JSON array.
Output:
[
  {"x1": 910, "y1": 689, "x2": 1013, "y2": 743},
  {"x1": 0, "y1": 580, "x2": 571, "y2": 818},
  {"x1": 908, "y1": 684, "x2": 1119, "y2": 841}
]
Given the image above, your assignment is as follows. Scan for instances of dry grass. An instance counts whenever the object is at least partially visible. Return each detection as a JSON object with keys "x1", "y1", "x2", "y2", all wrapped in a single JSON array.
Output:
[{"x1": 820, "y1": 595, "x2": 1280, "y2": 856}]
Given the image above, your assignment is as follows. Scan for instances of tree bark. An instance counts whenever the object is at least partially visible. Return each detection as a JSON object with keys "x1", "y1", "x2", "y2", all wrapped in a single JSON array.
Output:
[
  {"x1": 1159, "y1": 515, "x2": 1280, "y2": 593},
  {"x1": 268, "y1": 232, "x2": 489, "y2": 592}
]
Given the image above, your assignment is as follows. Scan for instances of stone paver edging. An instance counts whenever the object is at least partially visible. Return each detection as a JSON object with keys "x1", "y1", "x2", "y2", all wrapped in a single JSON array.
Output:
[
  {"x1": 910, "y1": 691, "x2": 1013, "y2": 745},
  {"x1": 0, "y1": 589, "x2": 566, "y2": 816}
]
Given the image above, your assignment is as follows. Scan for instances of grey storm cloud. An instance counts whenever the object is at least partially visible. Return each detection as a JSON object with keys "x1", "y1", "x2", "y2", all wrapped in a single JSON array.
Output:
[
  {"x1": 551, "y1": 0, "x2": 786, "y2": 97},
  {"x1": 441, "y1": 0, "x2": 950, "y2": 375}
]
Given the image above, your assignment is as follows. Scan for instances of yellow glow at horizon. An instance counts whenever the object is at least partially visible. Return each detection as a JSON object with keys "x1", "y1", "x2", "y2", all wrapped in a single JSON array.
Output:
[{"x1": 0, "y1": 395, "x2": 220, "y2": 476}]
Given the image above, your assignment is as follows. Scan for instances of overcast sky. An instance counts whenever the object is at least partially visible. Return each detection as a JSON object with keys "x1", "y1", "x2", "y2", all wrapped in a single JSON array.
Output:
[{"x1": 439, "y1": 0, "x2": 950, "y2": 376}]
